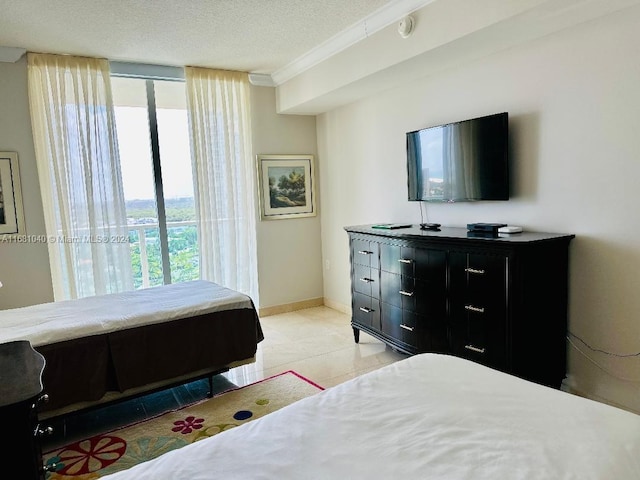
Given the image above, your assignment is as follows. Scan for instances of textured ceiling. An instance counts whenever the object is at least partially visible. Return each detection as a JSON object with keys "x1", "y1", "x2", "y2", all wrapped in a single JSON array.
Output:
[{"x1": 0, "y1": 0, "x2": 393, "y2": 74}]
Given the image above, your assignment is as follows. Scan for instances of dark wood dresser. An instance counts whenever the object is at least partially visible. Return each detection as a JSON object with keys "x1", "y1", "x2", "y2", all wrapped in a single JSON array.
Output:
[
  {"x1": 0, "y1": 340, "x2": 49, "y2": 479},
  {"x1": 345, "y1": 225, "x2": 574, "y2": 388}
]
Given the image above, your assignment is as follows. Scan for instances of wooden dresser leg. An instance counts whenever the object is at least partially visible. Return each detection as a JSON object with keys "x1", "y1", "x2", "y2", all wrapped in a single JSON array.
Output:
[{"x1": 353, "y1": 327, "x2": 360, "y2": 343}]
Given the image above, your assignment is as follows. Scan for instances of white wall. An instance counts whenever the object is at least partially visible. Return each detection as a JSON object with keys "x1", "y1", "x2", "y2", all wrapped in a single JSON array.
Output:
[
  {"x1": 0, "y1": 61, "x2": 322, "y2": 311},
  {"x1": 317, "y1": 7, "x2": 640, "y2": 413},
  {"x1": 250, "y1": 86, "x2": 323, "y2": 309},
  {"x1": 0, "y1": 56, "x2": 54, "y2": 309}
]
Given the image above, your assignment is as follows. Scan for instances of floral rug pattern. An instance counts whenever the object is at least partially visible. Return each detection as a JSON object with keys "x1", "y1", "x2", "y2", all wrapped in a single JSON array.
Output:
[{"x1": 43, "y1": 371, "x2": 322, "y2": 478}]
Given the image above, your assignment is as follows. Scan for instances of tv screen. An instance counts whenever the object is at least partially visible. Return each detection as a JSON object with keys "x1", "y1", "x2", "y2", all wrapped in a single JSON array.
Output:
[{"x1": 406, "y1": 112, "x2": 509, "y2": 202}]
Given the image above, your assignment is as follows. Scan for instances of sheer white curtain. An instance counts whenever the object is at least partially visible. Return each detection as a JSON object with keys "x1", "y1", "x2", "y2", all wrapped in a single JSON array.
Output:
[
  {"x1": 28, "y1": 53, "x2": 133, "y2": 300},
  {"x1": 184, "y1": 67, "x2": 258, "y2": 303}
]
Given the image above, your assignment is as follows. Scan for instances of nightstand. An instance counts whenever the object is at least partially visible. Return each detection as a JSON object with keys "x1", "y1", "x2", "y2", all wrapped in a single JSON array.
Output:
[{"x1": 0, "y1": 340, "x2": 49, "y2": 479}]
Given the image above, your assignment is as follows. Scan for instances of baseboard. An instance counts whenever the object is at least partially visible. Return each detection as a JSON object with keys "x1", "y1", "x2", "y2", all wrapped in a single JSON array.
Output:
[
  {"x1": 322, "y1": 298, "x2": 350, "y2": 315},
  {"x1": 561, "y1": 379, "x2": 639, "y2": 415},
  {"x1": 259, "y1": 297, "x2": 324, "y2": 317}
]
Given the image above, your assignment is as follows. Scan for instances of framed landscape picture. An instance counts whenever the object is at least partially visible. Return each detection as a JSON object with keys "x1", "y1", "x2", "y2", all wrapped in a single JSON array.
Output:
[
  {"x1": 0, "y1": 152, "x2": 25, "y2": 236},
  {"x1": 257, "y1": 154, "x2": 316, "y2": 220}
]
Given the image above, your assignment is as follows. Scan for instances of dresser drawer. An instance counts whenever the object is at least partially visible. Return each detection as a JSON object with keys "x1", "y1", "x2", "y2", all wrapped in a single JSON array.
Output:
[
  {"x1": 381, "y1": 272, "x2": 446, "y2": 316},
  {"x1": 353, "y1": 292, "x2": 381, "y2": 331},
  {"x1": 380, "y1": 302, "x2": 407, "y2": 345},
  {"x1": 401, "y1": 310, "x2": 448, "y2": 351},
  {"x1": 380, "y1": 271, "x2": 412, "y2": 309},
  {"x1": 449, "y1": 322, "x2": 507, "y2": 369},
  {"x1": 451, "y1": 252, "x2": 506, "y2": 293},
  {"x1": 465, "y1": 253, "x2": 506, "y2": 301},
  {"x1": 379, "y1": 304, "x2": 447, "y2": 352},
  {"x1": 381, "y1": 244, "x2": 446, "y2": 277},
  {"x1": 450, "y1": 296, "x2": 507, "y2": 327},
  {"x1": 352, "y1": 239, "x2": 379, "y2": 268},
  {"x1": 353, "y1": 263, "x2": 378, "y2": 298},
  {"x1": 380, "y1": 244, "x2": 414, "y2": 276}
]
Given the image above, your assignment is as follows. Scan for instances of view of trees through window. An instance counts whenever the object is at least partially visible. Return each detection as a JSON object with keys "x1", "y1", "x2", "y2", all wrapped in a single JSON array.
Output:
[
  {"x1": 112, "y1": 77, "x2": 199, "y2": 289},
  {"x1": 126, "y1": 197, "x2": 198, "y2": 288}
]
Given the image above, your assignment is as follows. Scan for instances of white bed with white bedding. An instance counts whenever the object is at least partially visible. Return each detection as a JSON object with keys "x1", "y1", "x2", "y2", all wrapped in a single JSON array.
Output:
[
  {"x1": 102, "y1": 353, "x2": 640, "y2": 479},
  {"x1": 0, "y1": 280, "x2": 263, "y2": 414},
  {"x1": 0, "y1": 280, "x2": 253, "y2": 346}
]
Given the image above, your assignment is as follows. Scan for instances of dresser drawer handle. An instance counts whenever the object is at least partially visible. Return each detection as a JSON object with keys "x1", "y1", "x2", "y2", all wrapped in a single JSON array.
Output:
[
  {"x1": 36, "y1": 425, "x2": 54, "y2": 437},
  {"x1": 399, "y1": 290, "x2": 414, "y2": 297},
  {"x1": 400, "y1": 324, "x2": 414, "y2": 332},
  {"x1": 359, "y1": 307, "x2": 373, "y2": 313},
  {"x1": 464, "y1": 344, "x2": 485, "y2": 354},
  {"x1": 359, "y1": 277, "x2": 373, "y2": 283},
  {"x1": 465, "y1": 305, "x2": 485, "y2": 313},
  {"x1": 358, "y1": 250, "x2": 373, "y2": 255},
  {"x1": 398, "y1": 259, "x2": 412, "y2": 264},
  {"x1": 44, "y1": 462, "x2": 60, "y2": 473},
  {"x1": 465, "y1": 267, "x2": 485, "y2": 275},
  {"x1": 32, "y1": 392, "x2": 50, "y2": 410}
]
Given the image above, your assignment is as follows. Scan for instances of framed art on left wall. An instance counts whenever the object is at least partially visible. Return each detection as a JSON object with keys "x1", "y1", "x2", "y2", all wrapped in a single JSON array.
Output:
[
  {"x1": 0, "y1": 152, "x2": 26, "y2": 236},
  {"x1": 257, "y1": 154, "x2": 316, "y2": 220}
]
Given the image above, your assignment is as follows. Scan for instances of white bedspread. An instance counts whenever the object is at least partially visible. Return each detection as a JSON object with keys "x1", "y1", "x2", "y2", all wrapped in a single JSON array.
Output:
[
  {"x1": 102, "y1": 353, "x2": 640, "y2": 480},
  {"x1": 0, "y1": 280, "x2": 253, "y2": 347}
]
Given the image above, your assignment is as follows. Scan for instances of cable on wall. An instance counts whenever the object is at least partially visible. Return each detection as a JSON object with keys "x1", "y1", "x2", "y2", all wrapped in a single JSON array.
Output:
[
  {"x1": 568, "y1": 332, "x2": 640, "y2": 358},
  {"x1": 566, "y1": 333, "x2": 640, "y2": 383},
  {"x1": 419, "y1": 201, "x2": 429, "y2": 224}
]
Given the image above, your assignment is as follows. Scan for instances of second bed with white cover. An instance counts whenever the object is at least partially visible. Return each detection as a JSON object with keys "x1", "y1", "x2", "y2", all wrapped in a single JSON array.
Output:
[{"x1": 101, "y1": 353, "x2": 640, "y2": 479}]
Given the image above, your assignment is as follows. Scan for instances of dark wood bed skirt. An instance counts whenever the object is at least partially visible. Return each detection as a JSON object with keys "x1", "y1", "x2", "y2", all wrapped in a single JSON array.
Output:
[{"x1": 35, "y1": 307, "x2": 264, "y2": 413}]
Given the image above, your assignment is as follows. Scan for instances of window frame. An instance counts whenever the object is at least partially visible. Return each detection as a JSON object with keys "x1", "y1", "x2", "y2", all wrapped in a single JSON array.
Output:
[{"x1": 111, "y1": 62, "x2": 190, "y2": 286}]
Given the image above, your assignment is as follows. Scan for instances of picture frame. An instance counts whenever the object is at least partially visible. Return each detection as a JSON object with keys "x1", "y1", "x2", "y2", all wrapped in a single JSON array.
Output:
[
  {"x1": 257, "y1": 154, "x2": 316, "y2": 220},
  {"x1": 0, "y1": 152, "x2": 26, "y2": 236}
]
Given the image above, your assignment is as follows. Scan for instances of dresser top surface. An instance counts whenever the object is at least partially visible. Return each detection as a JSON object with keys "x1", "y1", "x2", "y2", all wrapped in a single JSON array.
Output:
[{"x1": 344, "y1": 225, "x2": 575, "y2": 244}]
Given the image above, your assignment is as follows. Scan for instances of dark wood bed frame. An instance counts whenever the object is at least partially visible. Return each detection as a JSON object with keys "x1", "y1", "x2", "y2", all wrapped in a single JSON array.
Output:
[{"x1": 35, "y1": 305, "x2": 264, "y2": 418}]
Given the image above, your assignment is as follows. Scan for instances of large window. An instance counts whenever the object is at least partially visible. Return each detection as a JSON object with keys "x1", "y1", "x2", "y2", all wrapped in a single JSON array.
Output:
[{"x1": 111, "y1": 77, "x2": 199, "y2": 289}]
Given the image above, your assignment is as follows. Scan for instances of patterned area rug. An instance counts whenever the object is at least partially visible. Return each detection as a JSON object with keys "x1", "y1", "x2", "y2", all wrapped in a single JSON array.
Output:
[{"x1": 43, "y1": 371, "x2": 323, "y2": 478}]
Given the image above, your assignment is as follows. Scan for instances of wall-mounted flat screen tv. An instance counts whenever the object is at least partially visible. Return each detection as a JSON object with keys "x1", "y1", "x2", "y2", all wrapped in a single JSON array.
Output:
[{"x1": 406, "y1": 112, "x2": 509, "y2": 202}]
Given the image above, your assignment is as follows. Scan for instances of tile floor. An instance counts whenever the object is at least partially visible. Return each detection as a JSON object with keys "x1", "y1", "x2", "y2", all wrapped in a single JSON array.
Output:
[
  {"x1": 42, "y1": 306, "x2": 407, "y2": 451},
  {"x1": 228, "y1": 305, "x2": 407, "y2": 389}
]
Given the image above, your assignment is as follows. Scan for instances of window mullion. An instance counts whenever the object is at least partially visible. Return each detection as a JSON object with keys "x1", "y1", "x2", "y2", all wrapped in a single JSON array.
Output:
[{"x1": 145, "y1": 80, "x2": 172, "y2": 285}]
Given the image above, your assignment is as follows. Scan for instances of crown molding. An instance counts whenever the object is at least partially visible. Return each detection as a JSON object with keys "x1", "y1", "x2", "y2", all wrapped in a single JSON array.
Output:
[
  {"x1": 0, "y1": 46, "x2": 27, "y2": 63},
  {"x1": 270, "y1": 0, "x2": 436, "y2": 86}
]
